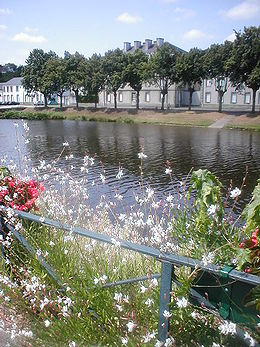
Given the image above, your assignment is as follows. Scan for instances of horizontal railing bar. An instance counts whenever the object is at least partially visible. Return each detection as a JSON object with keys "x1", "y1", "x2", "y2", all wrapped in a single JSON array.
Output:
[
  {"x1": 102, "y1": 273, "x2": 161, "y2": 288},
  {"x1": 5, "y1": 209, "x2": 260, "y2": 286}
]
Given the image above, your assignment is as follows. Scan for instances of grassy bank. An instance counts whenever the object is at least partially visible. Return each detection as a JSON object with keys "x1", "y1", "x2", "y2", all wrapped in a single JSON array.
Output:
[{"x1": 1, "y1": 107, "x2": 260, "y2": 130}]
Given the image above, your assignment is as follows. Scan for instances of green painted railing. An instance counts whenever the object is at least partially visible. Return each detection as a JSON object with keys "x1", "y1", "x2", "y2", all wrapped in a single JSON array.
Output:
[{"x1": 0, "y1": 208, "x2": 259, "y2": 346}]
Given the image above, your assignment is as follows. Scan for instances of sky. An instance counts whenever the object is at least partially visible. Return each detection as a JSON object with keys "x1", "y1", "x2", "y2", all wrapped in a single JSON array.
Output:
[{"x1": 0, "y1": 0, "x2": 259, "y2": 66}]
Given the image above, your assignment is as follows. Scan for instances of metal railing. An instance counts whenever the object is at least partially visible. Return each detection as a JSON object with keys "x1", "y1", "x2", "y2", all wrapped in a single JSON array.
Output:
[{"x1": 1, "y1": 208, "x2": 260, "y2": 346}]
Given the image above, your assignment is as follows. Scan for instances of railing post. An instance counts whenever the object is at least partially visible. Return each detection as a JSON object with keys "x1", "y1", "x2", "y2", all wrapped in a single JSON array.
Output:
[{"x1": 158, "y1": 262, "x2": 173, "y2": 342}]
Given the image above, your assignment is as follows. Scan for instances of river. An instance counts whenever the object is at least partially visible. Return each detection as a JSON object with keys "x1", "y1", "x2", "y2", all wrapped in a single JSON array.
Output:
[{"x1": 0, "y1": 119, "x2": 260, "y2": 213}]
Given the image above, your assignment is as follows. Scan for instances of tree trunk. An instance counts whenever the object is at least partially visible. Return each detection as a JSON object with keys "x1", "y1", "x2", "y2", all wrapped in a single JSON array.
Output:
[
  {"x1": 218, "y1": 91, "x2": 223, "y2": 113},
  {"x1": 161, "y1": 93, "x2": 166, "y2": 110},
  {"x1": 113, "y1": 91, "x2": 117, "y2": 109},
  {"x1": 75, "y1": 89, "x2": 79, "y2": 109},
  {"x1": 188, "y1": 88, "x2": 193, "y2": 111},
  {"x1": 252, "y1": 88, "x2": 256, "y2": 113},
  {"x1": 136, "y1": 90, "x2": 140, "y2": 110},
  {"x1": 59, "y1": 92, "x2": 63, "y2": 108},
  {"x1": 44, "y1": 95, "x2": 48, "y2": 108}
]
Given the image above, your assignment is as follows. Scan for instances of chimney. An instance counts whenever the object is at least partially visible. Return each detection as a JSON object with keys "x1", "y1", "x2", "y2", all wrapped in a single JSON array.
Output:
[
  {"x1": 145, "y1": 39, "x2": 152, "y2": 50},
  {"x1": 134, "y1": 41, "x2": 141, "y2": 50},
  {"x1": 123, "y1": 42, "x2": 131, "y2": 52},
  {"x1": 156, "y1": 38, "x2": 164, "y2": 47}
]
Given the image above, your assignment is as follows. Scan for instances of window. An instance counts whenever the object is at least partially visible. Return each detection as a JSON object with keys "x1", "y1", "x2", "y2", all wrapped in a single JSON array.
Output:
[
  {"x1": 206, "y1": 80, "x2": 211, "y2": 87},
  {"x1": 6, "y1": 86, "x2": 9, "y2": 92},
  {"x1": 145, "y1": 92, "x2": 150, "y2": 102},
  {"x1": 205, "y1": 92, "x2": 211, "y2": 103},
  {"x1": 16, "y1": 95, "x2": 19, "y2": 102},
  {"x1": 131, "y1": 92, "x2": 136, "y2": 103},
  {"x1": 244, "y1": 92, "x2": 251, "y2": 104},
  {"x1": 10, "y1": 86, "x2": 13, "y2": 92},
  {"x1": 16, "y1": 86, "x2": 19, "y2": 92},
  {"x1": 118, "y1": 92, "x2": 123, "y2": 102},
  {"x1": 231, "y1": 92, "x2": 237, "y2": 104},
  {"x1": 3, "y1": 86, "x2": 5, "y2": 92},
  {"x1": 107, "y1": 93, "x2": 111, "y2": 103}
]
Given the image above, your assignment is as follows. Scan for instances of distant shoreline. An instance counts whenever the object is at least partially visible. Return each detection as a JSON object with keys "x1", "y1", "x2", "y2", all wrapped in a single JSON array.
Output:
[{"x1": 0, "y1": 107, "x2": 260, "y2": 131}]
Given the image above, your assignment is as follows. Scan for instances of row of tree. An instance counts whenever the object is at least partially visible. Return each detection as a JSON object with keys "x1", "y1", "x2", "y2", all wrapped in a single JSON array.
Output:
[{"x1": 22, "y1": 26, "x2": 260, "y2": 112}]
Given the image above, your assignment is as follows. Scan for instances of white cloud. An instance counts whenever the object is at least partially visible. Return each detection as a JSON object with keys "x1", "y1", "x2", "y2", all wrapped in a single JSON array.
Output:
[
  {"x1": 0, "y1": 8, "x2": 12, "y2": 15},
  {"x1": 173, "y1": 7, "x2": 196, "y2": 19},
  {"x1": 163, "y1": 0, "x2": 179, "y2": 3},
  {"x1": 183, "y1": 29, "x2": 210, "y2": 40},
  {"x1": 12, "y1": 32, "x2": 47, "y2": 44},
  {"x1": 224, "y1": 32, "x2": 236, "y2": 42},
  {"x1": 223, "y1": 1, "x2": 260, "y2": 20},
  {"x1": 24, "y1": 26, "x2": 39, "y2": 33},
  {"x1": 0, "y1": 24, "x2": 7, "y2": 30},
  {"x1": 117, "y1": 12, "x2": 142, "y2": 24}
]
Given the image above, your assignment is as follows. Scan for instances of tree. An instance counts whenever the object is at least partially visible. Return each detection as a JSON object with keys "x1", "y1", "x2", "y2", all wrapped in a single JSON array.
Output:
[
  {"x1": 22, "y1": 49, "x2": 57, "y2": 107},
  {"x1": 124, "y1": 49, "x2": 148, "y2": 110},
  {"x1": 176, "y1": 48, "x2": 206, "y2": 111},
  {"x1": 226, "y1": 26, "x2": 260, "y2": 113},
  {"x1": 85, "y1": 54, "x2": 105, "y2": 108},
  {"x1": 103, "y1": 49, "x2": 127, "y2": 109},
  {"x1": 204, "y1": 42, "x2": 233, "y2": 113},
  {"x1": 65, "y1": 52, "x2": 87, "y2": 109},
  {"x1": 43, "y1": 57, "x2": 68, "y2": 108},
  {"x1": 145, "y1": 43, "x2": 179, "y2": 110}
]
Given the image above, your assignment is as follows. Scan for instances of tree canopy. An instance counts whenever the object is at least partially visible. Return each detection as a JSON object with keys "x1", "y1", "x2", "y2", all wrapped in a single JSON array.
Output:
[
  {"x1": 145, "y1": 43, "x2": 179, "y2": 110},
  {"x1": 226, "y1": 26, "x2": 260, "y2": 113},
  {"x1": 176, "y1": 48, "x2": 206, "y2": 110}
]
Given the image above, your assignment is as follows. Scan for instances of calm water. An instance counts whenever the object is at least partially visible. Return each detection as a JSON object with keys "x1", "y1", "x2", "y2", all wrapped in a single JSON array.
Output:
[{"x1": 0, "y1": 119, "x2": 260, "y2": 212}]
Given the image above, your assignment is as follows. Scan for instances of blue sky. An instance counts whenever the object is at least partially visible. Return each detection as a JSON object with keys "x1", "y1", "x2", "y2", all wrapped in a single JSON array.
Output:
[{"x1": 0, "y1": 0, "x2": 259, "y2": 65}]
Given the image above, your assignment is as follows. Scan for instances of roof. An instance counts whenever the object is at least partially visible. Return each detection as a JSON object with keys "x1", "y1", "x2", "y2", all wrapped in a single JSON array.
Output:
[
  {"x1": 125, "y1": 40, "x2": 185, "y2": 55},
  {"x1": 2, "y1": 77, "x2": 23, "y2": 86}
]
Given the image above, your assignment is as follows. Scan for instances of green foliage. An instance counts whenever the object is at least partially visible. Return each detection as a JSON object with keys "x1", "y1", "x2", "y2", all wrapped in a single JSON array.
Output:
[
  {"x1": 243, "y1": 179, "x2": 260, "y2": 233},
  {"x1": 176, "y1": 48, "x2": 206, "y2": 109},
  {"x1": 145, "y1": 43, "x2": 179, "y2": 110},
  {"x1": 22, "y1": 49, "x2": 57, "y2": 106},
  {"x1": 103, "y1": 49, "x2": 128, "y2": 108},
  {"x1": 0, "y1": 166, "x2": 11, "y2": 179}
]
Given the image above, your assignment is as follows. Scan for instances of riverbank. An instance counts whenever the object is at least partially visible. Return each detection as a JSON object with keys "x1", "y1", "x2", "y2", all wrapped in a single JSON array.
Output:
[{"x1": 0, "y1": 107, "x2": 260, "y2": 130}]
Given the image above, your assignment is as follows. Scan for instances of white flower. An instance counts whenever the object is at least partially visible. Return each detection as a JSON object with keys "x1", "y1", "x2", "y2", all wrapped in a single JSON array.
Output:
[
  {"x1": 150, "y1": 278, "x2": 158, "y2": 287},
  {"x1": 63, "y1": 142, "x2": 69, "y2": 147},
  {"x1": 114, "y1": 292, "x2": 122, "y2": 302},
  {"x1": 121, "y1": 337, "x2": 128, "y2": 345},
  {"x1": 116, "y1": 304, "x2": 123, "y2": 312},
  {"x1": 69, "y1": 342, "x2": 76, "y2": 347},
  {"x1": 165, "y1": 337, "x2": 175, "y2": 347},
  {"x1": 94, "y1": 277, "x2": 99, "y2": 285},
  {"x1": 165, "y1": 168, "x2": 172, "y2": 175},
  {"x1": 126, "y1": 321, "x2": 135, "y2": 332},
  {"x1": 44, "y1": 320, "x2": 50, "y2": 327},
  {"x1": 145, "y1": 298, "x2": 154, "y2": 307},
  {"x1": 100, "y1": 275, "x2": 107, "y2": 284},
  {"x1": 244, "y1": 332, "x2": 255, "y2": 347},
  {"x1": 138, "y1": 152, "x2": 147, "y2": 160},
  {"x1": 207, "y1": 204, "x2": 217, "y2": 215},
  {"x1": 116, "y1": 169, "x2": 123, "y2": 179},
  {"x1": 163, "y1": 310, "x2": 172, "y2": 319},
  {"x1": 49, "y1": 241, "x2": 55, "y2": 247},
  {"x1": 140, "y1": 285, "x2": 148, "y2": 293},
  {"x1": 202, "y1": 252, "x2": 214, "y2": 266},
  {"x1": 100, "y1": 174, "x2": 106, "y2": 184},
  {"x1": 218, "y1": 321, "x2": 236, "y2": 335},
  {"x1": 176, "y1": 297, "x2": 188, "y2": 308},
  {"x1": 230, "y1": 187, "x2": 241, "y2": 199}
]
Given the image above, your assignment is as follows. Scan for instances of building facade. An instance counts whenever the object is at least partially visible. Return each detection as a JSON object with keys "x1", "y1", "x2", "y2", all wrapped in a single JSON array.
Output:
[
  {"x1": 0, "y1": 77, "x2": 76, "y2": 106},
  {"x1": 99, "y1": 38, "x2": 260, "y2": 111}
]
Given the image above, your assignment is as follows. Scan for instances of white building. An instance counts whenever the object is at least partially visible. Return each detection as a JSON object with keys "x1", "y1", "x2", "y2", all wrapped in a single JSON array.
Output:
[
  {"x1": 0, "y1": 77, "x2": 76, "y2": 106},
  {"x1": 99, "y1": 38, "x2": 260, "y2": 111}
]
